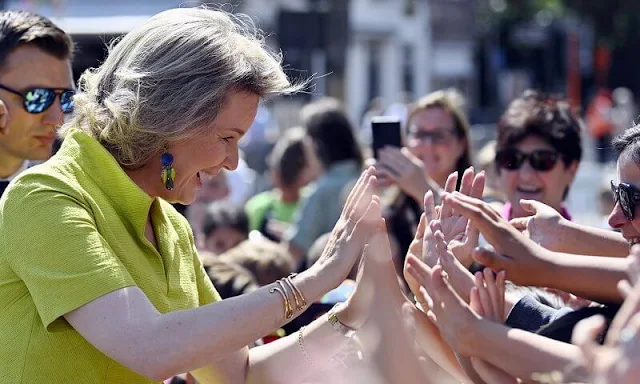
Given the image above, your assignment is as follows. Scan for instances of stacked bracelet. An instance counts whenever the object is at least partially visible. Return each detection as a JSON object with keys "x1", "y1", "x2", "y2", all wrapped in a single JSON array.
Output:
[
  {"x1": 270, "y1": 274, "x2": 308, "y2": 320},
  {"x1": 270, "y1": 285, "x2": 293, "y2": 319},
  {"x1": 284, "y1": 273, "x2": 307, "y2": 310}
]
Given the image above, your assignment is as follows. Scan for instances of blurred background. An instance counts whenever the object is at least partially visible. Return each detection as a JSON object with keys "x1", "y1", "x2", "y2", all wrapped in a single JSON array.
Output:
[{"x1": 6, "y1": 0, "x2": 639, "y2": 226}]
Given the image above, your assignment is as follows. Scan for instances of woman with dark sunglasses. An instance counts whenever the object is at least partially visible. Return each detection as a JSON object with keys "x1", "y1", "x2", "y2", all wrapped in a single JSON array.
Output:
[{"x1": 494, "y1": 90, "x2": 582, "y2": 221}]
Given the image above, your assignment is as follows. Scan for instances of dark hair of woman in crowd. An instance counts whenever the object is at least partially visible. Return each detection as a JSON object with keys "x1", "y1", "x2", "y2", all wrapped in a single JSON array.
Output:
[{"x1": 494, "y1": 90, "x2": 582, "y2": 220}]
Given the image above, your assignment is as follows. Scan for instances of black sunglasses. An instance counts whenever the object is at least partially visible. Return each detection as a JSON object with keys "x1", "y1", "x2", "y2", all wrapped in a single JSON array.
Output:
[
  {"x1": 0, "y1": 83, "x2": 74, "y2": 114},
  {"x1": 611, "y1": 181, "x2": 640, "y2": 220},
  {"x1": 495, "y1": 149, "x2": 560, "y2": 172}
]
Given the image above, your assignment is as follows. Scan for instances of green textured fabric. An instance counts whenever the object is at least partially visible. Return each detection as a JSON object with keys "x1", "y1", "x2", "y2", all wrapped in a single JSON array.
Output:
[{"x1": 0, "y1": 129, "x2": 220, "y2": 383}]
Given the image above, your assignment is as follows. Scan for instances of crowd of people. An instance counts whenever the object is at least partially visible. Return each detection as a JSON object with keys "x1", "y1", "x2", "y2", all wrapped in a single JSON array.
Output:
[{"x1": 2, "y1": 5, "x2": 640, "y2": 384}]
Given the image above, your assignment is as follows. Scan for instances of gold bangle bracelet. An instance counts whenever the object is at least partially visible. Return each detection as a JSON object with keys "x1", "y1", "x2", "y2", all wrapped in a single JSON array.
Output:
[
  {"x1": 283, "y1": 276, "x2": 306, "y2": 310},
  {"x1": 277, "y1": 279, "x2": 295, "y2": 313},
  {"x1": 278, "y1": 280, "x2": 295, "y2": 318},
  {"x1": 286, "y1": 273, "x2": 307, "y2": 308},
  {"x1": 270, "y1": 286, "x2": 293, "y2": 319}
]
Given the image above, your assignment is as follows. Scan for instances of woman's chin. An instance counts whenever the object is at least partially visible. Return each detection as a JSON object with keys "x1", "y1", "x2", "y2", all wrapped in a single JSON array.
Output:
[
  {"x1": 159, "y1": 188, "x2": 197, "y2": 206},
  {"x1": 176, "y1": 192, "x2": 197, "y2": 206}
]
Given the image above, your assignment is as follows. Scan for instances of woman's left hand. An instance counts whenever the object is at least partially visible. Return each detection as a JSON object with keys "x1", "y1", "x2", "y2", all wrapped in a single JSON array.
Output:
[{"x1": 308, "y1": 167, "x2": 381, "y2": 296}]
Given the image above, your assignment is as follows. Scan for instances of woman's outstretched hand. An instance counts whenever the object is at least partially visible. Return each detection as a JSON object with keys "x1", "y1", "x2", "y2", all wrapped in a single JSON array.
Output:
[
  {"x1": 436, "y1": 167, "x2": 485, "y2": 268},
  {"x1": 443, "y1": 192, "x2": 552, "y2": 287},
  {"x1": 309, "y1": 167, "x2": 381, "y2": 296}
]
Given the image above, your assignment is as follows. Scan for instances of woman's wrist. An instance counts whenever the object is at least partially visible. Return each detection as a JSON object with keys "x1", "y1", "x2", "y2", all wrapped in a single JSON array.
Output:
[
  {"x1": 528, "y1": 247, "x2": 559, "y2": 287},
  {"x1": 409, "y1": 175, "x2": 434, "y2": 205},
  {"x1": 550, "y1": 217, "x2": 572, "y2": 251},
  {"x1": 292, "y1": 267, "x2": 327, "y2": 307},
  {"x1": 333, "y1": 300, "x2": 365, "y2": 330}
]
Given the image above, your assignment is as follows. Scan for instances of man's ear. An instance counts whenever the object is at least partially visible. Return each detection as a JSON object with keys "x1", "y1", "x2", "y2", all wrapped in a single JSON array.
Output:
[{"x1": 0, "y1": 100, "x2": 9, "y2": 136}]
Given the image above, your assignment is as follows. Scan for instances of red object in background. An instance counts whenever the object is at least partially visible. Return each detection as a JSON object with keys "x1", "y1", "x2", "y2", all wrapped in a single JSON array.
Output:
[
  {"x1": 566, "y1": 31, "x2": 581, "y2": 109},
  {"x1": 586, "y1": 88, "x2": 614, "y2": 138},
  {"x1": 594, "y1": 45, "x2": 611, "y2": 87}
]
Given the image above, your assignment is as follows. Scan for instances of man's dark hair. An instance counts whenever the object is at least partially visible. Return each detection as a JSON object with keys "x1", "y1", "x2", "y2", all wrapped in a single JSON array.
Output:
[
  {"x1": 0, "y1": 10, "x2": 73, "y2": 69},
  {"x1": 202, "y1": 203, "x2": 249, "y2": 238},
  {"x1": 301, "y1": 98, "x2": 363, "y2": 168},
  {"x1": 268, "y1": 127, "x2": 308, "y2": 187}
]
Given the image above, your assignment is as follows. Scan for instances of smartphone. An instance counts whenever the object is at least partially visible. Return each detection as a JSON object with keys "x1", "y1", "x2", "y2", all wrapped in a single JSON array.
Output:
[{"x1": 371, "y1": 116, "x2": 402, "y2": 159}]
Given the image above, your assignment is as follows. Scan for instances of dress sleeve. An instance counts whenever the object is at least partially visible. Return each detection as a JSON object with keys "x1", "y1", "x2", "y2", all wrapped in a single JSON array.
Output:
[{"x1": 0, "y1": 177, "x2": 136, "y2": 331}]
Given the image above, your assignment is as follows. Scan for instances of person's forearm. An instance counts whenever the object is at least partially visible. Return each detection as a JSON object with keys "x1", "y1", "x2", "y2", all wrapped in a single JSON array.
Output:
[
  {"x1": 147, "y1": 269, "x2": 327, "y2": 378},
  {"x1": 456, "y1": 355, "x2": 488, "y2": 384},
  {"x1": 362, "y1": 303, "x2": 433, "y2": 384},
  {"x1": 467, "y1": 320, "x2": 586, "y2": 383},
  {"x1": 246, "y1": 307, "x2": 353, "y2": 384},
  {"x1": 554, "y1": 220, "x2": 628, "y2": 257},
  {"x1": 543, "y1": 252, "x2": 629, "y2": 303},
  {"x1": 411, "y1": 306, "x2": 470, "y2": 383},
  {"x1": 470, "y1": 358, "x2": 517, "y2": 384}
]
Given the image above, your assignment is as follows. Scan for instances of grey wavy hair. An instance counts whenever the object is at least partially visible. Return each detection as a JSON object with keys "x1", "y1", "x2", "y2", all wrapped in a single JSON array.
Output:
[{"x1": 61, "y1": 7, "x2": 301, "y2": 168}]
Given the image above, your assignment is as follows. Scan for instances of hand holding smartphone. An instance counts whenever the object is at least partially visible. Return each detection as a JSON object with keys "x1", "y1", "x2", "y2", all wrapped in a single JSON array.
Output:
[{"x1": 371, "y1": 116, "x2": 402, "y2": 159}]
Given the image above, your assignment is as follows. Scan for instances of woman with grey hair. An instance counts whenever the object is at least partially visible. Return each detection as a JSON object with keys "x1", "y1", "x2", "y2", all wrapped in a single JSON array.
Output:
[{"x1": 0, "y1": 8, "x2": 384, "y2": 383}]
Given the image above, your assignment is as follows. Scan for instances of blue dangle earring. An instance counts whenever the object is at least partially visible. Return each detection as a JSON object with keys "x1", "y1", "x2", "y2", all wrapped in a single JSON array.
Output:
[{"x1": 160, "y1": 152, "x2": 176, "y2": 191}]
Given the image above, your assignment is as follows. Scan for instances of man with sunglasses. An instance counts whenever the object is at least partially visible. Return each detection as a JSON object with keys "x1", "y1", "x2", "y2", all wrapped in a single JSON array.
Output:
[{"x1": 0, "y1": 10, "x2": 74, "y2": 198}]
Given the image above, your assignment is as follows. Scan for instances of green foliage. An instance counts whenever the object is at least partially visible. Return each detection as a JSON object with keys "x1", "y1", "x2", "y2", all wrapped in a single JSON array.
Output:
[{"x1": 480, "y1": 0, "x2": 640, "y2": 47}]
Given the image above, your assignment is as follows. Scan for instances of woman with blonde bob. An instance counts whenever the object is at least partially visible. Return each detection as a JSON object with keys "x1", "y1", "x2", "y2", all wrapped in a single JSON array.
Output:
[{"x1": 0, "y1": 8, "x2": 384, "y2": 383}]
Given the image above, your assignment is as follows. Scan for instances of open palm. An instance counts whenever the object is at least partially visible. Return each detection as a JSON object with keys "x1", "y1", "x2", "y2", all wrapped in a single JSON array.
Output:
[{"x1": 426, "y1": 168, "x2": 485, "y2": 268}]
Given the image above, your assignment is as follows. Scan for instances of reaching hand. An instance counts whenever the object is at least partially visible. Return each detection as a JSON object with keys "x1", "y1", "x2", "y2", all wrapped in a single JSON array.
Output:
[
  {"x1": 509, "y1": 199, "x2": 566, "y2": 252},
  {"x1": 342, "y1": 218, "x2": 410, "y2": 329},
  {"x1": 405, "y1": 256, "x2": 480, "y2": 356},
  {"x1": 429, "y1": 220, "x2": 475, "y2": 303},
  {"x1": 469, "y1": 268, "x2": 506, "y2": 324},
  {"x1": 443, "y1": 192, "x2": 552, "y2": 287},
  {"x1": 573, "y1": 311, "x2": 640, "y2": 384},
  {"x1": 310, "y1": 167, "x2": 381, "y2": 292},
  {"x1": 404, "y1": 212, "x2": 428, "y2": 305},
  {"x1": 420, "y1": 171, "x2": 459, "y2": 267},
  {"x1": 432, "y1": 167, "x2": 485, "y2": 268}
]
